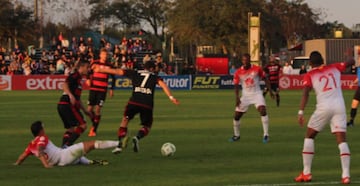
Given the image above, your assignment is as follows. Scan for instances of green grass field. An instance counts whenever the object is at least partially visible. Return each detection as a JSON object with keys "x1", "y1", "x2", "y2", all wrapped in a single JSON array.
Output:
[{"x1": 0, "y1": 89, "x2": 359, "y2": 186}]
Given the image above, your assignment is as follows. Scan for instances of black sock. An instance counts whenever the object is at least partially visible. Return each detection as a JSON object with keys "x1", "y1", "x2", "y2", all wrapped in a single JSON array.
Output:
[
  {"x1": 350, "y1": 108, "x2": 357, "y2": 122},
  {"x1": 93, "y1": 115, "x2": 101, "y2": 132}
]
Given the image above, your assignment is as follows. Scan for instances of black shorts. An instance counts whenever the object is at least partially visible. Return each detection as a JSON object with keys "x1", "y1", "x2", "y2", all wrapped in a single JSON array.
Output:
[
  {"x1": 264, "y1": 83, "x2": 279, "y2": 92},
  {"x1": 88, "y1": 90, "x2": 107, "y2": 106},
  {"x1": 353, "y1": 87, "x2": 360, "y2": 101},
  {"x1": 270, "y1": 83, "x2": 279, "y2": 92},
  {"x1": 124, "y1": 103, "x2": 153, "y2": 128},
  {"x1": 57, "y1": 103, "x2": 85, "y2": 129}
]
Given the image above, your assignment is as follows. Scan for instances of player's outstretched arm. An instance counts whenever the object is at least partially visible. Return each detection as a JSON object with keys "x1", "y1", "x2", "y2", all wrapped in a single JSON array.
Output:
[
  {"x1": 95, "y1": 67, "x2": 125, "y2": 76},
  {"x1": 14, "y1": 151, "x2": 29, "y2": 166},
  {"x1": 158, "y1": 80, "x2": 179, "y2": 105}
]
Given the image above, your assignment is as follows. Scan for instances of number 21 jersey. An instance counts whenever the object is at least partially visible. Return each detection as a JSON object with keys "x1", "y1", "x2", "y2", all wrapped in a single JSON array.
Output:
[{"x1": 302, "y1": 63, "x2": 346, "y2": 109}]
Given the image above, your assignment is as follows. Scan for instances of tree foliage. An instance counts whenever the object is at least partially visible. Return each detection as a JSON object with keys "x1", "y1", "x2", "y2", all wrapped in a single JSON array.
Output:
[{"x1": 0, "y1": 0, "x2": 37, "y2": 48}]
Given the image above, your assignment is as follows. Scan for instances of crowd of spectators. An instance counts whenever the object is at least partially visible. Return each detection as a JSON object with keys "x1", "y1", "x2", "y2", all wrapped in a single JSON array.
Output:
[{"x1": 0, "y1": 32, "x2": 161, "y2": 76}]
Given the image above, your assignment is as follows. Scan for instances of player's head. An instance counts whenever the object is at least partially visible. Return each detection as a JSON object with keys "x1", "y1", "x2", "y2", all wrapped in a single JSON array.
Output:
[
  {"x1": 242, "y1": 53, "x2": 251, "y2": 68},
  {"x1": 269, "y1": 55, "x2": 276, "y2": 64},
  {"x1": 99, "y1": 48, "x2": 108, "y2": 62},
  {"x1": 144, "y1": 61, "x2": 156, "y2": 71},
  {"x1": 78, "y1": 61, "x2": 90, "y2": 75},
  {"x1": 309, "y1": 51, "x2": 324, "y2": 67},
  {"x1": 31, "y1": 121, "x2": 44, "y2": 137}
]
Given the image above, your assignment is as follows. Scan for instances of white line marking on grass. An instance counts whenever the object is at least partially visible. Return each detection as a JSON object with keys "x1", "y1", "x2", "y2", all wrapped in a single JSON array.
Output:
[{"x1": 230, "y1": 180, "x2": 360, "y2": 186}]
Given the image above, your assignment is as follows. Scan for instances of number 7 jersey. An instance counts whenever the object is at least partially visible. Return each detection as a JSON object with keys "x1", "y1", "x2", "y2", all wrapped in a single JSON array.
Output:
[
  {"x1": 124, "y1": 69, "x2": 162, "y2": 108},
  {"x1": 302, "y1": 62, "x2": 347, "y2": 109}
]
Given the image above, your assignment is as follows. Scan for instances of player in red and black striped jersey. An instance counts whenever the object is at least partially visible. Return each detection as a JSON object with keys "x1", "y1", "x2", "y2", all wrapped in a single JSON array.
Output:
[
  {"x1": 57, "y1": 62, "x2": 92, "y2": 147},
  {"x1": 94, "y1": 61, "x2": 179, "y2": 153},
  {"x1": 86, "y1": 48, "x2": 115, "y2": 137},
  {"x1": 263, "y1": 55, "x2": 282, "y2": 107}
]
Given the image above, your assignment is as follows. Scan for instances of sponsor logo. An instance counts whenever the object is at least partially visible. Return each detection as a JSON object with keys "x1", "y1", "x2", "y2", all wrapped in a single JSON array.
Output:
[
  {"x1": 0, "y1": 75, "x2": 11, "y2": 90},
  {"x1": 279, "y1": 76, "x2": 291, "y2": 89},
  {"x1": 26, "y1": 76, "x2": 65, "y2": 90},
  {"x1": 193, "y1": 76, "x2": 220, "y2": 89},
  {"x1": 162, "y1": 78, "x2": 190, "y2": 89},
  {"x1": 113, "y1": 78, "x2": 132, "y2": 88}
]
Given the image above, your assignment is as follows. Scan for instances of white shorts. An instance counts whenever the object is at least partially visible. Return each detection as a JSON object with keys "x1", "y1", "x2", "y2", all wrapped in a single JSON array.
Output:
[
  {"x1": 235, "y1": 92, "x2": 266, "y2": 112},
  {"x1": 307, "y1": 108, "x2": 347, "y2": 133},
  {"x1": 57, "y1": 143, "x2": 85, "y2": 166}
]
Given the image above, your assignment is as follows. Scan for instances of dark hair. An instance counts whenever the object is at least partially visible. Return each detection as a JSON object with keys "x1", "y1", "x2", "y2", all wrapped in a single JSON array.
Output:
[
  {"x1": 242, "y1": 53, "x2": 251, "y2": 59},
  {"x1": 31, "y1": 121, "x2": 43, "y2": 137},
  {"x1": 144, "y1": 61, "x2": 156, "y2": 70},
  {"x1": 310, "y1": 51, "x2": 324, "y2": 65}
]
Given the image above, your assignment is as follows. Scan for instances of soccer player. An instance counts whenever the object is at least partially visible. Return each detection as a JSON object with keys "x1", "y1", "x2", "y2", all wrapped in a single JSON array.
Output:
[
  {"x1": 263, "y1": 55, "x2": 282, "y2": 107},
  {"x1": 87, "y1": 48, "x2": 115, "y2": 137},
  {"x1": 14, "y1": 121, "x2": 119, "y2": 168},
  {"x1": 295, "y1": 51, "x2": 352, "y2": 184},
  {"x1": 94, "y1": 61, "x2": 179, "y2": 153},
  {"x1": 229, "y1": 53, "x2": 274, "y2": 143},
  {"x1": 347, "y1": 68, "x2": 360, "y2": 127},
  {"x1": 57, "y1": 61, "x2": 92, "y2": 147}
]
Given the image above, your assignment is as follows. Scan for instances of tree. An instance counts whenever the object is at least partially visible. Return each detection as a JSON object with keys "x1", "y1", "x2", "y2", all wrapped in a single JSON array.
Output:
[{"x1": 0, "y1": 0, "x2": 37, "y2": 48}]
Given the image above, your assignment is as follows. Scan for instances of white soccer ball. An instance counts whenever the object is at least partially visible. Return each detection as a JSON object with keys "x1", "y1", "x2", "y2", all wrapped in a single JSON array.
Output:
[{"x1": 161, "y1": 142, "x2": 176, "y2": 156}]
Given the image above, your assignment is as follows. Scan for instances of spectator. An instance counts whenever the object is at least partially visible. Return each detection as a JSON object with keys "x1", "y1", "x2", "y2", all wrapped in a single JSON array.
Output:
[
  {"x1": 143, "y1": 54, "x2": 151, "y2": 64},
  {"x1": 0, "y1": 65, "x2": 7, "y2": 74},
  {"x1": 229, "y1": 64, "x2": 236, "y2": 75},
  {"x1": 49, "y1": 64, "x2": 56, "y2": 74},
  {"x1": 299, "y1": 65, "x2": 307, "y2": 74},
  {"x1": 282, "y1": 62, "x2": 293, "y2": 75},
  {"x1": 56, "y1": 59, "x2": 65, "y2": 74}
]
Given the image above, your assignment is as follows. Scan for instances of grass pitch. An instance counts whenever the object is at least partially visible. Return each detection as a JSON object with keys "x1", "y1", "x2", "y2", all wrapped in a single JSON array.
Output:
[{"x1": 0, "y1": 89, "x2": 359, "y2": 186}]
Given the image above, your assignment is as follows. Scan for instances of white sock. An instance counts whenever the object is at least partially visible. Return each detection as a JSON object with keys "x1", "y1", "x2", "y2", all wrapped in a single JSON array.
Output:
[
  {"x1": 339, "y1": 142, "x2": 351, "y2": 178},
  {"x1": 302, "y1": 138, "x2": 314, "y2": 175},
  {"x1": 79, "y1": 156, "x2": 91, "y2": 164},
  {"x1": 94, "y1": 140, "x2": 119, "y2": 149},
  {"x1": 233, "y1": 119, "x2": 240, "y2": 137},
  {"x1": 261, "y1": 115, "x2": 269, "y2": 136}
]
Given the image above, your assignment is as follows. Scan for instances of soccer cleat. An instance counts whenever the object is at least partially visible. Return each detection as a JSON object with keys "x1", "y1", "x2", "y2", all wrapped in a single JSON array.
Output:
[
  {"x1": 112, "y1": 147, "x2": 123, "y2": 154},
  {"x1": 347, "y1": 121, "x2": 354, "y2": 127},
  {"x1": 342, "y1": 177, "x2": 350, "y2": 184},
  {"x1": 263, "y1": 135, "x2": 269, "y2": 143},
  {"x1": 228, "y1": 136, "x2": 240, "y2": 142},
  {"x1": 294, "y1": 172, "x2": 312, "y2": 182},
  {"x1": 89, "y1": 159, "x2": 109, "y2": 165},
  {"x1": 132, "y1": 136, "x2": 139, "y2": 152},
  {"x1": 88, "y1": 127, "x2": 96, "y2": 137}
]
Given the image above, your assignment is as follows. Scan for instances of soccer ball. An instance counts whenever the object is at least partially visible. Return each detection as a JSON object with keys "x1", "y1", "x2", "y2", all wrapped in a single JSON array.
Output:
[{"x1": 161, "y1": 142, "x2": 176, "y2": 156}]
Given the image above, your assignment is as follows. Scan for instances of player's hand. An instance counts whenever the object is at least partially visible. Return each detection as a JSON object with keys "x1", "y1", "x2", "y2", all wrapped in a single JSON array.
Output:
[
  {"x1": 44, "y1": 164, "x2": 53, "y2": 168},
  {"x1": 85, "y1": 79, "x2": 91, "y2": 87},
  {"x1": 169, "y1": 96, "x2": 180, "y2": 105},
  {"x1": 93, "y1": 66, "x2": 100, "y2": 73},
  {"x1": 109, "y1": 89, "x2": 114, "y2": 98},
  {"x1": 349, "y1": 83, "x2": 355, "y2": 89},
  {"x1": 298, "y1": 114, "x2": 305, "y2": 127}
]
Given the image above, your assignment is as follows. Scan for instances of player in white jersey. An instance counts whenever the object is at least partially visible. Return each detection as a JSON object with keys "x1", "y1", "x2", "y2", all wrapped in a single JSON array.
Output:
[
  {"x1": 229, "y1": 53, "x2": 274, "y2": 143},
  {"x1": 14, "y1": 121, "x2": 119, "y2": 168},
  {"x1": 295, "y1": 51, "x2": 352, "y2": 184}
]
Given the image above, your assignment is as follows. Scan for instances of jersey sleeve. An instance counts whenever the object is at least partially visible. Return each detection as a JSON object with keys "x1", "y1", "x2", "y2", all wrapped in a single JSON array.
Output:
[
  {"x1": 233, "y1": 70, "x2": 240, "y2": 84},
  {"x1": 333, "y1": 62, "x2": 347, "y2": 72},
  {"x1": 258, "y1": 67, "x2": 266, "y2": 79},
  {"x1": 302, "y1": 73, "x2": 312, "y2": 88}
]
